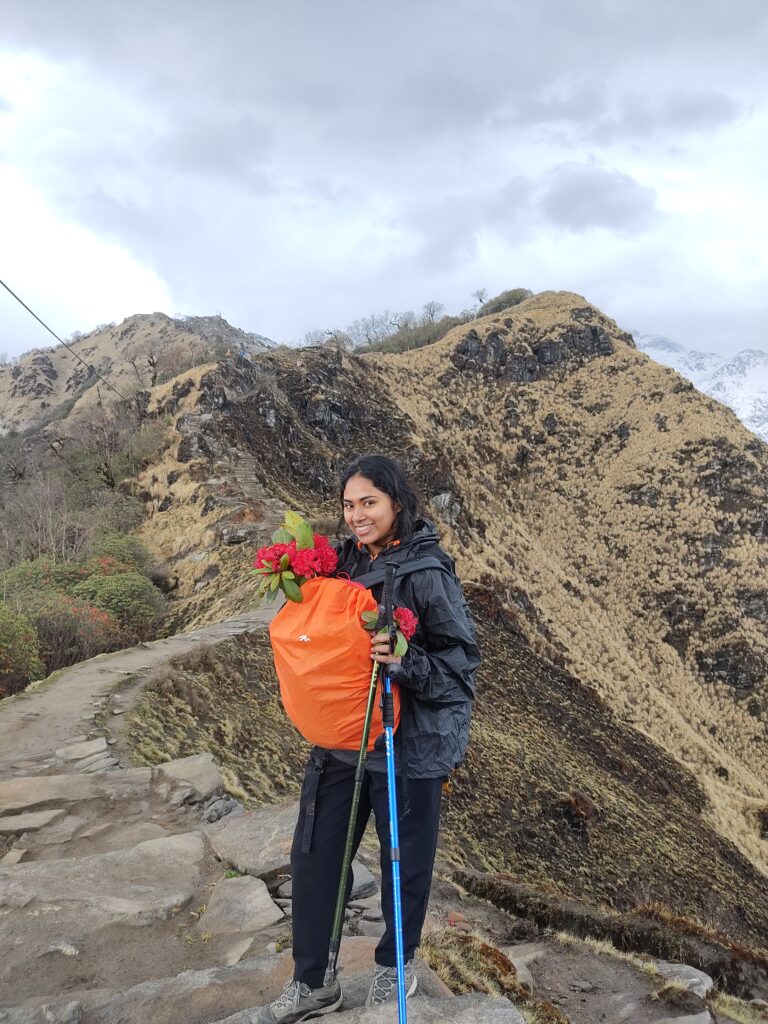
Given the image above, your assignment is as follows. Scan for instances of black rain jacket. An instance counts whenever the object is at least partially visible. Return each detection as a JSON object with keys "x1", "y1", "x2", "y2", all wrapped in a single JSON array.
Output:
[{"x1": 335, "y1": 519, "x2": 480, "y2": 778}]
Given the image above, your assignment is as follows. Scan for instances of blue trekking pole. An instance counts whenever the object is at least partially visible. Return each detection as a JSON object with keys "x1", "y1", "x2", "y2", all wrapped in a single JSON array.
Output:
[{"x1": 382, "y1": 565, "x2": 408, "y2": 1024}]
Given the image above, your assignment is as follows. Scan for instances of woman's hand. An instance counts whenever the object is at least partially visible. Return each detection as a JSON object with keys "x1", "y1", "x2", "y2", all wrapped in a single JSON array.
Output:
[{"x1": 370, "y1": 631, "x2": 402, "y2": 666}]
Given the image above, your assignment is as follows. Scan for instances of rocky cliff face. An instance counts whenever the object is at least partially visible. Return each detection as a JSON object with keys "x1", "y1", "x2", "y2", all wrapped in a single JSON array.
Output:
[
  {"x1": 0, "y1": 313, "x2": 271, "y2": 435},
  {"x1": 127, "y1": 291, "x2": 768, "y2": 912}
]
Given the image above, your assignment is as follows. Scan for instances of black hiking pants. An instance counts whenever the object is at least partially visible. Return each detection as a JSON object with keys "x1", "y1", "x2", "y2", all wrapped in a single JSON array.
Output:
[{"x1": 291, "y1": 752, "x2": 444, "y2": 988}]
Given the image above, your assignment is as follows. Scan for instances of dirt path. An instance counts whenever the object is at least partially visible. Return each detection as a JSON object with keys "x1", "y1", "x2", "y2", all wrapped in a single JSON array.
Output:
[{"x1": 0, "y1": 608, "x2": 274, "y2": 775}]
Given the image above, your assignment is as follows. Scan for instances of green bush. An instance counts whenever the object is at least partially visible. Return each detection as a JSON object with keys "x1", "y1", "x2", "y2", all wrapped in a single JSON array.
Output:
[
  {"x1": 1, "y1": 554, "x2": 136, "y2": 601},
  {"x1": 85, "y1": 532, "x2": 154, "y2": 573},
  {"x1": 0, "y1": 604, "x2": 44, "y2": 697},
  {"x1": 71, "y1": 571, "x2": 166, "y2": 641},
  {"x1": 15, "y1": 592, "x2": 120, "y2": 674},
  {"x1": 2, "y1": 558, "x2": 93, "y2": 599},
  {"x1": 478, "y1": 288, "x2": 533, "y2": 317}
]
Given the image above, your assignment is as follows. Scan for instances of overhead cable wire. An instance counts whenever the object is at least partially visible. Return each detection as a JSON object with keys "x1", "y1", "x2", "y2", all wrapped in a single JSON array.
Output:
[{"x1": 0, "y1": 276, "x2": 134, "y2": 405}]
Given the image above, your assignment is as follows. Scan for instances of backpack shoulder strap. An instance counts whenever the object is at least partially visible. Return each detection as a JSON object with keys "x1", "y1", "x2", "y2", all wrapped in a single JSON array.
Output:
[{"x1": 350, "y1": 555, "x2": 449, "y2": 590}]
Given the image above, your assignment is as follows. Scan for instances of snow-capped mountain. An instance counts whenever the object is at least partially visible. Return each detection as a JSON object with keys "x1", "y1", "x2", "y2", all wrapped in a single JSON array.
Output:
[{"x1": 634, "y1": 333, "x2": 768, "y2": 444}]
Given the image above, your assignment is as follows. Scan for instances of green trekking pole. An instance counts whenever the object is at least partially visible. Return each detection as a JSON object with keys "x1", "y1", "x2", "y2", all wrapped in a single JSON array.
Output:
[{"x1": 323, "y1": 658, "x2": 382, "y2": 987}]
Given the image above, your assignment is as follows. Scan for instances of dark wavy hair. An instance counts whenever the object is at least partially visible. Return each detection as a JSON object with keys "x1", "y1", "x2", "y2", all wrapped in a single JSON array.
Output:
[{"x1": 339, "y1": 455, "x2": 420, "y2": 541}]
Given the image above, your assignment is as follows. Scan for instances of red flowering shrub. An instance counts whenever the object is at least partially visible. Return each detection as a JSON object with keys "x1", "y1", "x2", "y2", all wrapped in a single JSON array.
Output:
[{"x1": 21, "y1": 592, "x2": 123, "y2": 673}]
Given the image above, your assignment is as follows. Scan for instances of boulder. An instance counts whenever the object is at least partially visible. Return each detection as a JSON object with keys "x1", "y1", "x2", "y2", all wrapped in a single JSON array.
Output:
[
  {"x1": 652, "y1": 960, "x2": 714, "y2": 999},
  {"x1": 204, "y1": 802, "x2": 297, "y2": 881},
  {"x1": 152, "y1": 754, "x2": 224, "y2": 803},
  {"x1": 350, "y1": 861, "x2": 377, "y2": 900},
  {"x1": 195, "y1": 876, "x2": 283, "y2": 936}
]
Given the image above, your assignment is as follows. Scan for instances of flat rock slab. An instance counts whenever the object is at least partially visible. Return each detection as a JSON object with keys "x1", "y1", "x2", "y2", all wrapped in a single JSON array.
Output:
[
  {"x1": 0, "y1": 1002, "x2": 83, "y2": 1023},
  {"x1": 204, "y1": 802, "x2": 298, "y2": 880},
  {"x1": 0, "y1": 770, "x2": 153, "y2": 815},
  {"x1": 195, "y1": 876, "x2": 283, "y2": 935},
  {"x1": 214, "y1": 993, "x2": 524, "y2": 1024},
  {"x1": 55, "y1": 738, "x2": 107, "y2": 762},
  {"x1": 0, "y1": 809, "x2": 66, "y2": 835},
  {"x1": 153, "y1": 753, "x2": 224, "y2": 802},
  {"x1": 80, "y1": 937, "x2": 377, "y2": 1024},
  {"x1": 655, "y1": 1014, "x2": 713, "y2": 1024},
  {"x1": 0, "y1": 832, "x2": 206, "y2": 990}
]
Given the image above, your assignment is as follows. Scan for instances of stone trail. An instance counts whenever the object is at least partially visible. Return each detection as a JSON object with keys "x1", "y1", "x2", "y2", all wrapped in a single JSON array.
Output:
[{"x1": 0, "y1": 617, "x2": 757, "y2": 1023}]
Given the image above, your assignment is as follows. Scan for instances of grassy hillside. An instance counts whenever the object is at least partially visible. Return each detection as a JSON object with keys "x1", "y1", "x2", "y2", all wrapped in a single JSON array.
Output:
[{"x1": 130, "y1": 291, "x2": 767, "y2": 882}]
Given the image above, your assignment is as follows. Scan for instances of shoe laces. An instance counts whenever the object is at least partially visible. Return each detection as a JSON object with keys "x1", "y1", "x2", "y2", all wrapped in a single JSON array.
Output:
[
  {"x1": 370, "y1": 965, "x2": 398, "y2": 1004},
  {"x1": 272, "y1": 979, "x2": 311, "y2": 1012}
]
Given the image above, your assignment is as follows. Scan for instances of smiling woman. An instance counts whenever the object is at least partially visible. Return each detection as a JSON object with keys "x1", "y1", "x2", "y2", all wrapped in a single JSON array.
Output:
[{"x1": 258, "y1": 453, "x2": 481, "y2": 1022}]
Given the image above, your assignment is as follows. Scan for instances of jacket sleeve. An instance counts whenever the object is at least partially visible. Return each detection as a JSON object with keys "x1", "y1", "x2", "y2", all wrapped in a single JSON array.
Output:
[{"x1": 398, "y1": 569, "x2": 480, "y2": 705}]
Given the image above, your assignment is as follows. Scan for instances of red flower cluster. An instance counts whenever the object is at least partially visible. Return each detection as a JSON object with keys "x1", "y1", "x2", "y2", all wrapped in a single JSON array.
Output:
[
  {"x1": 394, "y1": 606, "x2": 419, "y2": 641},
  {"x1": 253, "y1": 534, "x2": 338, "y2": 580},
  {"x1": 253, "y1": 542, "x2": 292, "y2": 573}
]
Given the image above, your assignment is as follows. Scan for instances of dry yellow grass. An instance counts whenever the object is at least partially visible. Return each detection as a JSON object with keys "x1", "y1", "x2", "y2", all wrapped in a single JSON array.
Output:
[
  {"x1": 368, "y1": 291, "x2": 767, "y2": 875},
  {"x1": 122, "y1": 290, "x2": 767, "y2": 881}
]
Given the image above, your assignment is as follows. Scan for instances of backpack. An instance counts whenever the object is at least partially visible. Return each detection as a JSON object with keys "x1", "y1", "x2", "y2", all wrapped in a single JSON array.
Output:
[{"x1": 268, "y1": 556, "x2": 447, "y2": 750}]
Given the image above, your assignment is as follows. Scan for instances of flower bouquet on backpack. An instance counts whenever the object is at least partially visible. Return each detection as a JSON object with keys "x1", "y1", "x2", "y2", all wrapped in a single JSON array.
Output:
[
  {"x1": 251, "y1": 512, "x2": 338, "y2": 604},
  {"x1": 256, "y1": 511, "x2": 417, "y2": 751}
]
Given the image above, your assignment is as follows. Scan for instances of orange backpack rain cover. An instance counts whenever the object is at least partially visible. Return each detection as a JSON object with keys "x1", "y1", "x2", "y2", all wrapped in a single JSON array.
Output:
[{"x1": 269, "y1": 576, "x2": 401, "y2": 750}]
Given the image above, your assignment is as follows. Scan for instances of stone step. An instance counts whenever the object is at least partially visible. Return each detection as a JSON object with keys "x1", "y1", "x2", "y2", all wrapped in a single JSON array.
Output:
[
  {"x1": 1, "y1": 939, "x2": 456, "y2": 1024},
  {"x1": 213, "y1": 992, "x2": 526, "y2": 1024}
]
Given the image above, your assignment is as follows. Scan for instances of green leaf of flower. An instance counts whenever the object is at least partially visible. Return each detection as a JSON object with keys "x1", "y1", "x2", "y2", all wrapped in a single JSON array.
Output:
[
  {"x1": 271, "y1": 528, "x2": 294, "y2": 544},
  {"x1": 280, "y1": 553, "x2": 290, "y2": 571},
  {"x1": 285, "y1": 511, "x2": 314, "y2": 550},
  {"x1": 361, "y1": 611, "x2": 379, "y2": 623},
  {"x1": 282, "y1": 578, "x2": 303, "y2": 602},
  {"x1": 270, "y1": 574, "x2": 280, "y2": 591},
  {"x1": 394, "y1": 632, "x2": 407, "y2": 657}
]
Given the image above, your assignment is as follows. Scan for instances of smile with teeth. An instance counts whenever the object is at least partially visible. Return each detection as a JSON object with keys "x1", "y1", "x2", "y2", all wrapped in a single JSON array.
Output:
[{"x1": 355, "y1": 524, "x2": 374, "y2": 534}]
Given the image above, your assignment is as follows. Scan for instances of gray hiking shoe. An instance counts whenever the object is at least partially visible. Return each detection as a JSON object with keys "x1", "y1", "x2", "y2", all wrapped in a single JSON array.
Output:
[
  {"x1": 366, "y1": 961, "x2": 417, "y2": 1007},
  {"x1": 257, "y1": 978, "x2": 342, "y2": 1023}
]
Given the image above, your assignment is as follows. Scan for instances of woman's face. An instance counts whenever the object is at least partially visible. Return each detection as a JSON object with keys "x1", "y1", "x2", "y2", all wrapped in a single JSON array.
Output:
[{"x1": 342, "y1": 474, "x2": 400, "y2": 556}]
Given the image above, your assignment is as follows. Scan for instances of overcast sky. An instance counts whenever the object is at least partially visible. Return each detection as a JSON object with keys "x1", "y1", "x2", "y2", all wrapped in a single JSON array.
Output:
[{"x1": 1, "y1": 1, "x2": 767, "y2": 358}]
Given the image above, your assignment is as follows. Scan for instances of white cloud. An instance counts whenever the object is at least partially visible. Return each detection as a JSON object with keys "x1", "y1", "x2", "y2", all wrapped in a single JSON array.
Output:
[
  {"x1": 0, "y1": 167, "x2": 174, "y2": 353},
  {"x1": 0, "y1": 2, "x2": 767, "y2": 355}
]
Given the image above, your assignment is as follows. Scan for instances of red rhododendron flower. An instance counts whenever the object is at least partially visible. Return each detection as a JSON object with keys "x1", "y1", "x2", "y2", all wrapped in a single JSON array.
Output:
[
  {"x1": 253, "y1": 542, "x2": 294, "y2": 572},
  {"x1": 394, "y1": 607, "x2": 419, "y2": 641},
  {"x1": 312, "y1": 534, "x2": 338, "y2": 574}
]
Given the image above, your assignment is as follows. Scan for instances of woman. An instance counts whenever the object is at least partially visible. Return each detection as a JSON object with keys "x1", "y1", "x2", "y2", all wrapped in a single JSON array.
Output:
[{"x1": 259, "y1": 455, "x2": 480, "y2": 1023}]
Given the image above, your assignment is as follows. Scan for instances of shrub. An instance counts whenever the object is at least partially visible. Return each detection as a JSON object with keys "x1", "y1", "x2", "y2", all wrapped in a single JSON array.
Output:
[
  {"x1": 1, "y1": 554, "x2": 136, "y2": 602},
  {"x1": 2, "y1": 558, "x2": 93, "y2": 600},
  {"x1": 360, "y1": 314, "x2": 470, "y2": 355},
  {"x1": 0, "y1": 604, "x2": 44, "y2": 697},
  {"x1": 85, "y1": 532, "x2": 154, "y2": 573},
  {"x1": 19, "y1": 592, "x2": 121, "y2": 674},
  {"x1": 477, "y1": 288, "x2": 534, "y2": 317},
  {"x1": 71, "y1": 571, "x2": 166, "y2": 642}
]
